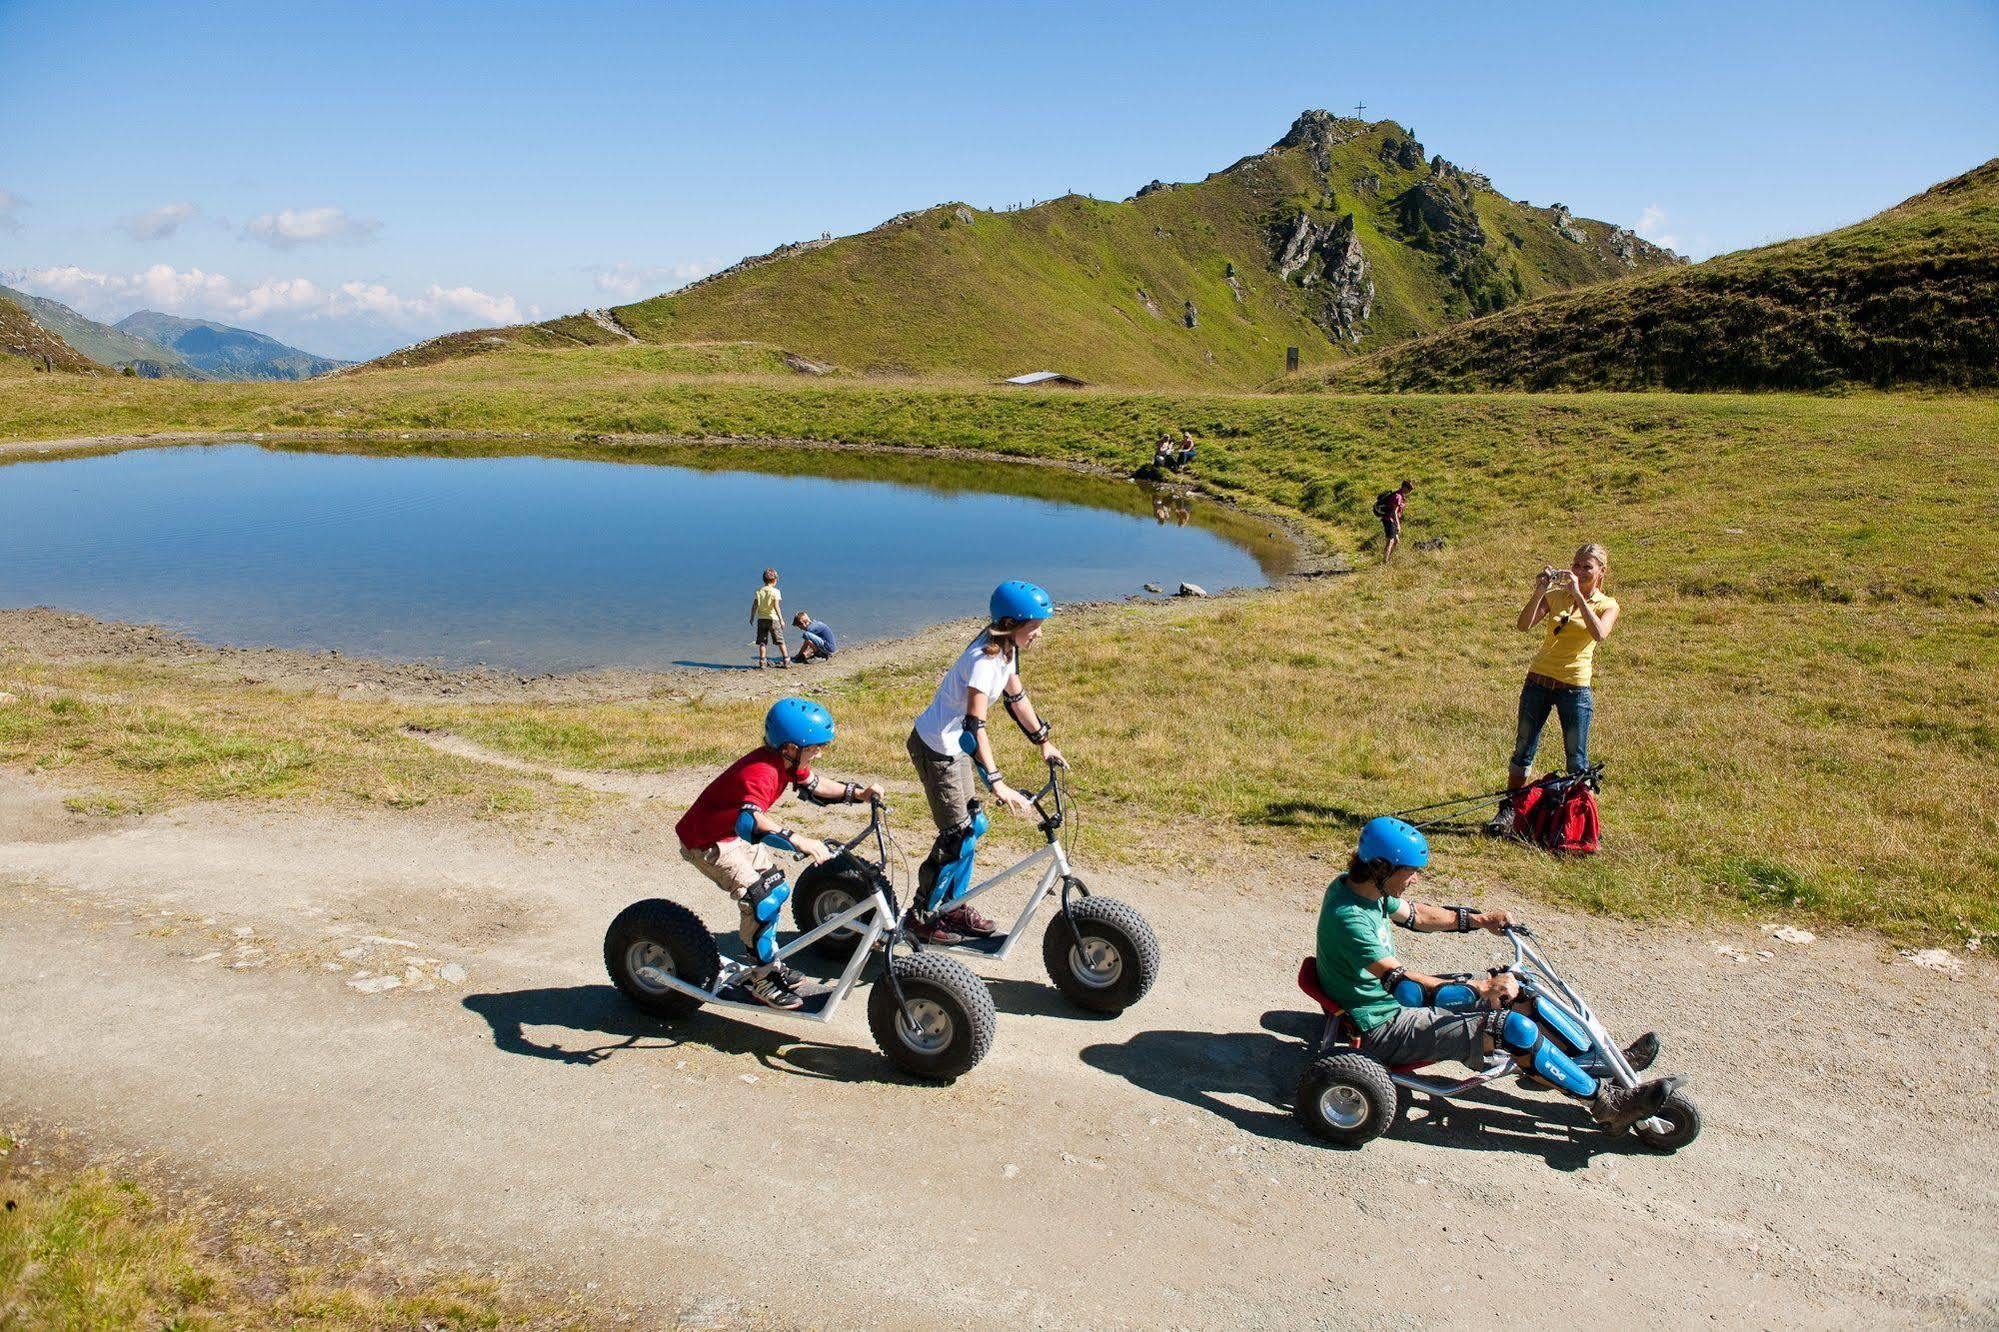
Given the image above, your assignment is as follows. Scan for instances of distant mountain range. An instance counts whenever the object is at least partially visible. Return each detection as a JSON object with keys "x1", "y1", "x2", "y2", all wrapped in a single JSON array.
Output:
[
  {"x1": 371, "y1": 111, "x2": 1680, "y2": 387},
  {"x1": 0, "y1": 284, "x2": 350, "y2": 380}
]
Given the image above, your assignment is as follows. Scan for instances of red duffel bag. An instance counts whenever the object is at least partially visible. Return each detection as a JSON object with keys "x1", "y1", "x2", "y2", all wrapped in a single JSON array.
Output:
[{"x1": 1509, "y1": 765, "x2": 1602, "y2": 855}]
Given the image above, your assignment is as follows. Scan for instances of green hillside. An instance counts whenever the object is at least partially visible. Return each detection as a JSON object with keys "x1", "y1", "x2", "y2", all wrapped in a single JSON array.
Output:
[
  {"x1": 1321, "y1": 158, "x2": 1999, "y2": 392},
  {"x1": 116, "y1": 311, "x2": 351, "y2": 381},
  {"x1": 0, "y1": 285, "x2": 204, "y2": 379},
  {"x1": 0, "y1": 291, "x2": 105, "y2": 374},
  {"x1": 371, "y1": 112, "x2": 1677, "y2": 387}
]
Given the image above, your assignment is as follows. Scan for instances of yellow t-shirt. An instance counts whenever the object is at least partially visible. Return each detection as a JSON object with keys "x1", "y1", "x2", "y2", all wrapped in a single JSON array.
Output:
[
  {"x1": 752, "y1": 585, "x2": 782, "y2": 621},
  {"x1": 1528, "y1": 588, "x2": 1617, "y2": 687}
]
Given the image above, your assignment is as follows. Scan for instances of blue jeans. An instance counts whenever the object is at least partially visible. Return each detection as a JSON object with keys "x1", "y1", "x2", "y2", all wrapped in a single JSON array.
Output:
[{"x1": 1511, "y1": 678, "x2": 1593, "y2": 774}]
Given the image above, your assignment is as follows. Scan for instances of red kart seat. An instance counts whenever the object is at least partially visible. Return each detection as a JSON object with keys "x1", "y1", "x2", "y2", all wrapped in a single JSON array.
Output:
[{"x1": 1298, "y1": 955, "x2": 1432, "y2": 1073}]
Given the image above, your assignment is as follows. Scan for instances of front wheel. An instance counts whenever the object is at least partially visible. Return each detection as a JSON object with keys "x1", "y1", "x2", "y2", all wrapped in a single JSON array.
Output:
[
  {"x1": 867, "y1": 953, "x2": 996, "y2": 1081},
  {"x1": 1041, "y1": 893, "x2": 1160, "y2": 1014},
  {"x1": 790, "y1": 856, "x2": 875, "y2": 965},
  {"x1": 1630, "y1": 1089, "x2": 1702, "y2": 1153},
  {"x1": 604, "y1": 898, "x2": 720, "y2": 1020},
  {"x1": 1296, "y1": 1052, "x2": 1399, "y2": 1147}
]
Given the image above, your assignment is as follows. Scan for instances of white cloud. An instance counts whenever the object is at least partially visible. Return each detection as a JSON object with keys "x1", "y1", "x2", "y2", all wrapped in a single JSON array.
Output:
[
  {"x1": 243, "y1": 205, "x2": 381, "y2": 249},
  {"x1": 591, "y1": 260, "x2": 708, "y2": 299},
  {"x1": 1635, "y1": 203, "x2": 1680, "y2": 252},
  {"x1": 1, "y1": 262, "x2": 529, "y2": 359},
  {"x1": 0, "y1": 187, "x2": 25, "y2": 233},
  {"x1": 121, "y1": 201, "x2": 201, "y2": 241}
]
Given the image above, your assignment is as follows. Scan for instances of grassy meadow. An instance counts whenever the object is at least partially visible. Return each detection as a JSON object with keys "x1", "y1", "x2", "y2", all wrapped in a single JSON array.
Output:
[{"x1": 1, "y1": 358, "x2": 1994, "y2": 941}]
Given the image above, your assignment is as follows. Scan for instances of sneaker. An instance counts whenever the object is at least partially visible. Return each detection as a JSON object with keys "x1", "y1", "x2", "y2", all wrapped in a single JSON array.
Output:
[
  {"x1": 1589, "y1": 1075, "x2": 1683, "y2": 1132},
  {"x1": 907, "y1": 913, "x2": 969, "y2": 946},
  {"x1": 744, "y1": 968, "x2": 804, "y2": 1011},
  {"x1": 939, "y1": 903, "x2": 998, "y2": 937},
  {"x1": 1484, "y1": 803, "x2": 1516, "y2": 838},
  {"x1": 1622, "y1": 1031, "x2": 1661, "y2": 1072}
]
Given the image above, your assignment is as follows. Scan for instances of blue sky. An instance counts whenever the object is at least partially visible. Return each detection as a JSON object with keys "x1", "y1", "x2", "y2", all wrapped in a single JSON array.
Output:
[{"x1": 4, "y1": 0, "x2": 1995, "y2": 360}]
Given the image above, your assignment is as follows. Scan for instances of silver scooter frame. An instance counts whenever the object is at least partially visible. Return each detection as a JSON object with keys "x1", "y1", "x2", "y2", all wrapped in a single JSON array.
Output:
[
  {"x1": 909, "y1": 760, "x2": 1078, "y2": 963},
  {"x1": 633, "y1": 809, "x2": 902, "y2": 1024}
]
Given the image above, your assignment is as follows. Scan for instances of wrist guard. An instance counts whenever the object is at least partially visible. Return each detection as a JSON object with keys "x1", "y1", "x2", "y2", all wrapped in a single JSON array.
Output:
[
  {"x1": 794, "y1": 779, "x2": 858, "y2": 808},
  {"x1": 1003, "y1": 687, "x2": 1050, "y2": 743},
  {"x1": 1450, "y1": 906, "x2": 1476, "y2": 933}
]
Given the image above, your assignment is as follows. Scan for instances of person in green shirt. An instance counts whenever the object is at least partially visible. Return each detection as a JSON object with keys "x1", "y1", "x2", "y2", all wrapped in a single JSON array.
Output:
[{"x1": 1316, "y1": 816, "x2": 1677, "y2": 1132}]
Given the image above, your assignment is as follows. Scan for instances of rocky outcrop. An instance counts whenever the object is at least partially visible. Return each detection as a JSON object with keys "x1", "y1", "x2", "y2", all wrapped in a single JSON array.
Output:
[
  {"x1": 1134, "y1": 178, "x2": 1172, "y2": 199},
  {"x1": 1379, "y1": 134, "x2": 1425, "y2": 171},
  {"x1": 1274, "y1": 212, "x2": 1375, "y2": 344},
  {"x1": 1275, "y1": 109, "x2": 1361, "y2": 171},
  {"x1": 1550, "y1": 204, "x2": 1589, "y2": 245},
  {"x1": 954, "y1": 205, "x2": 975, "y2": 225}
]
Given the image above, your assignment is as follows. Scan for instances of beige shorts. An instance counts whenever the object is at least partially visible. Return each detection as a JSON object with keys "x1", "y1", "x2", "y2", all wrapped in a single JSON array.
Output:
[{"x1": 680, "y1": 839, "x2": 775, "y2": 945}]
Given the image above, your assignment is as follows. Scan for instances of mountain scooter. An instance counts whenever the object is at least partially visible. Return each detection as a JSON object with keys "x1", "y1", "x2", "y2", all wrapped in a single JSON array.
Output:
[
  {"x1": 604, "y1": 799, "x2": 995, "y2": 1080},
  {"x1": 1295, "y1": 925, "x2": 1699, "y2": 1150},
  {"x1": 788, "y1": 759, "x2": 1160, "y2": 1014}
]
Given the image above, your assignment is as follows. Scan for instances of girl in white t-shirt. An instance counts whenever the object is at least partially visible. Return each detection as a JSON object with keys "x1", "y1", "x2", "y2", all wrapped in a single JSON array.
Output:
[{"x1": 903, "y1": 581, "x2": 1064, "y2": 942}]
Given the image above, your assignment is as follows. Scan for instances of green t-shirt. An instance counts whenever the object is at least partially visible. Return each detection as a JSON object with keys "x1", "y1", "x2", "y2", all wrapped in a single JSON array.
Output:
[{"x1": 1314, "y1": 875, "x2": 1403, "y2": 1032}]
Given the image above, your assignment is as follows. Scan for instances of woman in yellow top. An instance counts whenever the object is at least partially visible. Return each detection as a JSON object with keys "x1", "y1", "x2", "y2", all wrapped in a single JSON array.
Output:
[{"x1": 1490, "y1": 542, "x2": 1620, "y2": 836}]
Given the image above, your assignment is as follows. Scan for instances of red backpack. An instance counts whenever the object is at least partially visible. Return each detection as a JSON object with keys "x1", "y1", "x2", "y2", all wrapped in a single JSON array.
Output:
[{"x1": 1509, "y1": 766, "x2": 1602, "y2": 855}]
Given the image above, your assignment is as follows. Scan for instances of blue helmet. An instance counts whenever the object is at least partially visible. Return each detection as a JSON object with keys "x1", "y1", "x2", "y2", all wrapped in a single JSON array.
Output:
[
  {"x1": 1357, "y1": 816, "x2": 1429, "y2": 870},
  {"x1": 764, "y1": 697, "x2": 836, "y2": 750},
  {"x1": 990, "y1": 580, "x2": 1054, "y2": 625}
]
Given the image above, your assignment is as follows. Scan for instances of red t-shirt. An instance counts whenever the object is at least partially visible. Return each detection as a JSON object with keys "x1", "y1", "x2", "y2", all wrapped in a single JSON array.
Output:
[
  {"x1": 675, "y1": 746, "x2": 811, "y2": 849},
  {"x1": 1386, "y1": 491, "x2": 1408, "y2": 521}
]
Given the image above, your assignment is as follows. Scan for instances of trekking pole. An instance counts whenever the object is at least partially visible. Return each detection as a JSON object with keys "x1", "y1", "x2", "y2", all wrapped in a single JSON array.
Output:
[{"x1": 1388, "y1": 787, "x2": 1516, "y2": 821}]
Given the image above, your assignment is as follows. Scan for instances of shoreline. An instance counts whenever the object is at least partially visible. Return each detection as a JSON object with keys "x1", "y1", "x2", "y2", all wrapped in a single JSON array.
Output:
[{"x1": 0, "y1": 427, "x2": 1339, "y2": 703}]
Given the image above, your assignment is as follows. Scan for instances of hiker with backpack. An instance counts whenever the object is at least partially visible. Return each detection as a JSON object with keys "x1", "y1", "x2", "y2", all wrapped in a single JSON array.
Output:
[
  {"x1": 1489, "y1": 542, "x2": 1620, "y2": 837},
  {"x1": 1373, "y1": 480, "x2": 1413, "y2": 563}
]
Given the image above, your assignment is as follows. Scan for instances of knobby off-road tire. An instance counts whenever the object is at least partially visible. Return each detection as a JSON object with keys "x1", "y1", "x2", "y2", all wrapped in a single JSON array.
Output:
[
  {"x1": 1296, "y1": 1052, "x2": 1400, "y2": 1147},
  {"x1": 867, "y1": 952, "x2": 995, "y2": 1081},
  {"x1": 604, "y1": 898, "x2": 720, "y2": 1020},
  {"x1": 1630, "y1": 1088, "x2": 1702, "y2": 1153},
  {"x1": 790, "y1": 856, "x2": 874, "y2": 965},
  {"x1": 1040, "y1": 893, "x2": 1160, "y2": 1014}
]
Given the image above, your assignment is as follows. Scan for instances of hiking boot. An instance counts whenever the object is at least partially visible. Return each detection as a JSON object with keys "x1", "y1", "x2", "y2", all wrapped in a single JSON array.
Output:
[
  {"x1": 743, "y1": 968, "x2": 804, "y2": 1010},
  {"x1": 939, "y1": 902, "x2": 998, "y2": 937},
  {"x1": 1484, "y1": 803, "x2": 1516, "y2": 838},
  {"x1": 1622, "y1": 1031, "x2": 1661, "y2": 1072},
  {"x1": 1589, "y1": 1075, "x2": 1684, "y2": 1132},
  {"x1": 907, "y1": 913, "x2": 969, "y2": 946}
]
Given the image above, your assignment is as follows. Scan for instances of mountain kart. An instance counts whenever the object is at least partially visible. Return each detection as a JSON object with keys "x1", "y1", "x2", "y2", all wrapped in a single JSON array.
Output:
[
  {"x1": 604, "y1": 799, "x2": 995, "y2": 1080},
  {"x1": 789, "y1": 760, "x2": 1161, "y2": 1015},
  {"x1": 1295, "y1": 926, "x2": 1699, "y2": 1151}
]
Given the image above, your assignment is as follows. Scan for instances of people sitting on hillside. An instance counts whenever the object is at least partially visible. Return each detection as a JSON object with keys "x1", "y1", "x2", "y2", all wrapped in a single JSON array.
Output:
[
  {"x1": 1153, "y1": 434, "x2": 1177, "y2": 469},
  {"x1": 1175, "y1": 429, "x2": 1197, "y2": 469},
  {"x1": 791, "y1": 611, "x2": 838, "y2": 663}
]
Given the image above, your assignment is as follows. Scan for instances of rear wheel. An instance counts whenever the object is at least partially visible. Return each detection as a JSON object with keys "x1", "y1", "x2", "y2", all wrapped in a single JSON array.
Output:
[
  {"x1": 1040, "y1": 893, "x2": 1160, "y2": 1014},
  {"x1": 1296, "y1": 1052, "x2": 1399, "y2": 1147},
  {"x1": 1631, "y1": 1088, "x2": 1702, "y2": 1153},
  {"x1": 867, "y1": 952, "x2": 995, "y2": 1081},
  {"x1": 604, "y1": 899, "x2": 720, "y2": 1020},
  {"x1": 790, "y1": 857, "x2": 874, "y2": 965}
]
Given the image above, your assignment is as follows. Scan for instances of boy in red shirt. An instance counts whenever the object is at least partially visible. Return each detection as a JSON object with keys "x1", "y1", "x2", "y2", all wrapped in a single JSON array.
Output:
[{"x1": 675, "y1": 697, "x2": 884, "y2": 1009}]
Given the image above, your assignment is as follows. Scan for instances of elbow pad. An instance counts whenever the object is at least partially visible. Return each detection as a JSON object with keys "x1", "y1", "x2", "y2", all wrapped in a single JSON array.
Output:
[{"x1": 735, "y1": 805, "x2": 799, "y2": 853}]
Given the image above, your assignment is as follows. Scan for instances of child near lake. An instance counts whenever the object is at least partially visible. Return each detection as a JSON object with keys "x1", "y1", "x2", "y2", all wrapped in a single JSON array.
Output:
[
  {"x1": 751, "y1": 567, "x2": 787, "y2": 670},
  {"x1": 791, "y1": 611, "x2": 837, "y2": 663}
]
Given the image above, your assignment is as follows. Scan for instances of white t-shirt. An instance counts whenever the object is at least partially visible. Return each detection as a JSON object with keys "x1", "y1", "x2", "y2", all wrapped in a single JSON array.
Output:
[{"x1": 914, "y1": 635, "x2": 1016, "y2": 757}]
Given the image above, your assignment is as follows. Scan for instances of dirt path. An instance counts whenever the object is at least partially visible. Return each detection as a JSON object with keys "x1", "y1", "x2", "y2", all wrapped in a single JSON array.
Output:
[{"x1": 2, "y1": 762, "x2": 1994, "y2": 1328}]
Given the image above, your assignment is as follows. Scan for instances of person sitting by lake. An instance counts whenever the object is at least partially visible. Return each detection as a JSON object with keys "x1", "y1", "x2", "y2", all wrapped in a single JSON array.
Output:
[
  {"x1": 1174, "y1": 429, "x2": 1197, "y2": 469},
  {"x1": 751, "y1": 567, "x2": 787, "y2": 670},
  {"x1": 1153, "y1": 434, "x2": 1177, "y2": 469},
  {"x1": 1373, "y1": 480, "x2": 1413, "y2": 563},
  {"x1": 1488, "y1": 542, "x2": 1620, "y2": 836},
  {"x1": 791, "y1": 611, "x2": 837, "y2": 663}
]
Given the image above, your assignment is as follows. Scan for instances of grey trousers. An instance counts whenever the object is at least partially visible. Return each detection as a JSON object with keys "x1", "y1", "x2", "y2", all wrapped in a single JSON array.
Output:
[{"x1": 906, "y1": 727, "x2": 979, "y2": 832}]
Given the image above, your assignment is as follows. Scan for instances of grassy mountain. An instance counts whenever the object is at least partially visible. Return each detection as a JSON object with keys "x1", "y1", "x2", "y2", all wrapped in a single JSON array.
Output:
[
  {"x1": 371, "y1": 112, "x2": 1677, "y2": 387},
  {"x1": 0, "y1": 289, "x2": 105, "y2": 374},
  {"x1": 1321, "y1": 158, "x2": 1999, "y2": 392},
  {"x1": 116, "y1": 311, "x2": 351, "y2": 380},
  {"x1": 0, "y1": 285, "x2": 206, "y2": 378}
]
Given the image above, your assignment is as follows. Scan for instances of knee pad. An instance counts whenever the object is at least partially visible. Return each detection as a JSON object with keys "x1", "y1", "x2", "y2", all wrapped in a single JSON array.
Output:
[
  {"x1": 917, "y1": 810, "x2": 988, "y2": 911},
  {"x1": 1391, "y1": 978, "x2": 1479, "y2": 1010},
  {"x1": 743, "y1": 868, "x2": 791, "y2": 964},
  {"x1": 1494, "y1": 1010, "x2": 1598, "y2": 1099},
  {"x1": 1528, "y1": 992, "x2": 1592, "y2": 1056}
]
